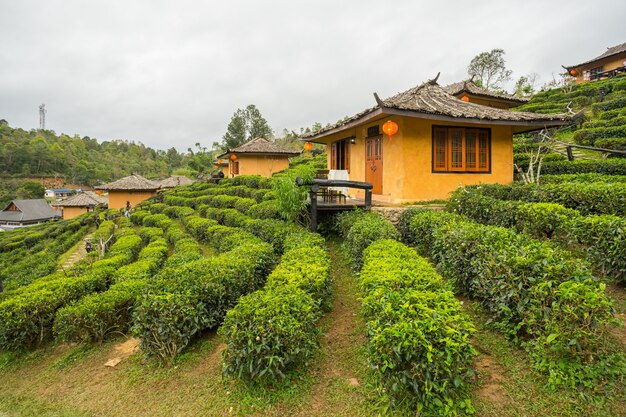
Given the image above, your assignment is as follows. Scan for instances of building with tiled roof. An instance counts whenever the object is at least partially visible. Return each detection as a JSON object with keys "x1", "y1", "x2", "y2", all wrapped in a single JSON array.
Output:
[
  {"x1": 95, "y1": 174, "x2": 159, "y2": 209},
  {"x1": 158, "y1": 175, "x2": 195, "y2": 189},
  {"x1": 217, "y1": 137, "x2": 300, "y2": 177},
  {"x1": 53, "y1": 191, "x2": 108, "y2": 219},
  {"x1": 302, "y1": 75, "x2": 572, "y2": 203},
  {"x1": 0, "y1": 199, "x2": 60, "y2": 230},
  {"x1": 563, "y1": 42, "x2": 626, "y2": 82},
  {"x1": 443, "y1": 79, "x2": 529, "y2": 109}
]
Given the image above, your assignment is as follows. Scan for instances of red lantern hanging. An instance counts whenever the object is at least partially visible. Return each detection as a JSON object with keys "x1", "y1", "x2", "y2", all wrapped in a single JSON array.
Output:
[
  {"x1": 217, "y1": 159, "x2": 223, "y2": 164},
  {"x1": 460, "y1": 95, "x2": 470, "y2": 102},
  {"x1": 382, "y1": 120, "x2": 399, "y2": 142},
  {"x1": 230, "y1": 154, "x2": 237, "y2": 161},
  {"x1": 303, "y1": 142, "x2": 313, "y2": 152},
  {"x1": 569, "y1": 69, "x2": 577, "y2": 77}
]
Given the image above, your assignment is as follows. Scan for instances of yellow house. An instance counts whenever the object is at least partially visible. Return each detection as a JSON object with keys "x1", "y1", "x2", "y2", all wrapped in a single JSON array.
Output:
[
  {"x1": 564, "y1": 42, "x2": 626, "y2": 82},
  {"x1": 302, "y1": 76, "x2": 571, "y2": 204},
  {"x1": 217, "y1": 137, "x2": 300, "y2": 178},
  {"x1": 95, "y1": 174, "x2": 160, "y2": 209},
  {"x1": 53, "y1": 191, "x2": 108, "y2": 219},
  {"x1": 443, "y1": 79, "x2": 529, "y2": 109}
]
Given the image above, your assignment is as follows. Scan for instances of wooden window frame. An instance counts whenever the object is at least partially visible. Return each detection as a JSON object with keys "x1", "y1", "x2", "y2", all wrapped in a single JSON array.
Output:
[
  {"x1": 330, "y1": 139, "x2": 350, "y2": 172},
  {"x1": 431, "y1": 126, "x2": 491, "y2": 173}
]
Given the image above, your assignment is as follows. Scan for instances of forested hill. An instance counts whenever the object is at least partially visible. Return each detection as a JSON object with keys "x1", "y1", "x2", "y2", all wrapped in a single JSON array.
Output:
[{"x1": 0, "y1": 121, "x2": 188, "y2": 185}]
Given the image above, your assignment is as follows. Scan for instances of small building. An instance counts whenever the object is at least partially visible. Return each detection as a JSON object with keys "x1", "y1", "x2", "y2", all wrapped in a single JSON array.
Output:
[
  {"x1": 53, "y1": 191, "x2": 108, "y2": 219},
  {"x1": 443, "y1": 79, "x2": 529, "y2": 109},
  {"x1": 158, "y1": 175, "x2": 195, "y2": 190},
  {"x1": 302, "y1": 76, "x2": 571, "y2": 203},
  {"x1": 564, "y1": 42, "x2": 626, "y2": 82},
  {"x1": 44, "y1": 188, "x2": 74, "y2": 199},
  {"x1": 0, "y1": 199, "x2": 61, "y2": 230},
  {"x1": 217, "y1": 137, "x2": 301, "y2": 177},
  {"x1": 95, "y1": 174, "x2": 160, "y2": 209}
]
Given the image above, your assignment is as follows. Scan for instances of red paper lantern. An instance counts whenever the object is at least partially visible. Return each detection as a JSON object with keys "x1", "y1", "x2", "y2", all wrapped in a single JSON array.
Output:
[
  {"x1": 230, "y1": 154, "x2": 237, "y2": 161},
  {"x1": 461, "y1": 95, "x2": 470, "y2": 102},
  {"x1": 569, "y1": 69, "x2": 577, "y2": 77},
  {"x1": 217, "y1": 159, "x2": 223, "y2": 164},
  {"x1": 303, "y1": 142, "x2": 313, "y2": 152},
  {"x1": 382, "y1": 120, "x2": 399, "y2": 141}
]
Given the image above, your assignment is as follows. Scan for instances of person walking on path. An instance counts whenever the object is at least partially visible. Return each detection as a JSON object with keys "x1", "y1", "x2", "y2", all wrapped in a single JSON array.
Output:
[{"x1": 125, "y1": 201, "x2": 131, "y2": 218}]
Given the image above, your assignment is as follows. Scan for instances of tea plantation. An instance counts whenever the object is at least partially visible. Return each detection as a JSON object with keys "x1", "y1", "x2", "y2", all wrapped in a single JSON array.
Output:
[{"x1": 0, "y1": 155, "x2": 625, "y2": 417}]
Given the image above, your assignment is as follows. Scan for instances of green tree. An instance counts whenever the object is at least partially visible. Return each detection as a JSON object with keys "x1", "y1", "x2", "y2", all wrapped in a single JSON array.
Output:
[
  {"x1": 514, "y1": 73, "x2": 538, "y2": 97},
  {"x1": 16, "y1": 181, "x2": 45, "y2": 199},
  {"x1": 220, "y1": 104, "x2": 274, "y2": 151},
  {"x1": 467, "y1": 49, "x2": 512, "y2": 91}
]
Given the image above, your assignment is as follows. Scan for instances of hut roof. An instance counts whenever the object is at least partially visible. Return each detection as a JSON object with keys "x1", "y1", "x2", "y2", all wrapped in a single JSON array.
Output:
[
  {"x1": 0, "y1": 199, "x2": 60, "y2": 222},
  {"x1": 159, "y1": 175, "x2": 195, "y2": 188},
  {"x1": 54, "y1": 191, "x2": 107, "y2": 207},
  {"x1": 302, "y1": 76, "x2": 571, "y2": 140},
  {"x1": 95, "y1": 174, "x2": 160, "y2": 191},
  {"x1": 564, "y1": 42, "x2": 626, "y2": 70},
  {"x1": 217, "y1": 137, "x2": 301, "y2": 158},
  {"x1": 443, "y1": 79, "x2": 530, "y2": 104}
]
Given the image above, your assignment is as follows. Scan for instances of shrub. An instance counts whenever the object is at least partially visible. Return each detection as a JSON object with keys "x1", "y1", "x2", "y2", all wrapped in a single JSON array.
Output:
[
  {"x1": 220, "y1": 287, "x2": 320, "y2": 383},
  {"x1": 244, "y1": 219, "x2": 291, "y2": 254},
  {"x1": 403, "y1": 210, "x2": 620, "y2": 388},
  {"x1": 516, "y1": 202, "x2": 578, "y2": 239},
  {"x1": 344, "y1": 213, "x2": 400, "y2": 269},
  {"x1": 359, "y1": 240, "x2": 475, "y2": 414},
  {"x1": 247, "y1": 200, "x2": 281, "y2": 219},
  {"x1": 538, "y1": 159, "x2": 626, "y2": 176},
  {"x1": 53, "y1": 279, "x2": 146, "y2": 343}
]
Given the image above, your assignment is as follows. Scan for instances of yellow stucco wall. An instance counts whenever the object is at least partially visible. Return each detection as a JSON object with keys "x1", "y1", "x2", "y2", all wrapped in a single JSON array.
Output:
[
  {"x1": 108, "y1": 190, "x2": 156, "y2": 209},
  {"x1": 572, "y1": 53, "x2": 626, "y2": 82},
  {"x1": 316, "y1": 115, "x2": 513, "y2": 203},
  {"x1": 229, "y1": 155, "x2": 291, "y2": 177},
  {"x1": 62, "y1": 206, "x2": 90, "y2": 220}
]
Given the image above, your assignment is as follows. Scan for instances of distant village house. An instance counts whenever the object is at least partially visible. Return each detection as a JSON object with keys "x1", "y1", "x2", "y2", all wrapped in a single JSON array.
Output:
[
  {"x1": 95, "y1": 174, "x2": 160, "y2": 209},
  {"x1": 53, "y1": 191, "x2": 108, "y2": 219},
  {"x1": 564, "y1": 42, "x2": 626, "y2": 82},
  {"x1": 443, "y1": 80, "x2": 529, "y2": 109},
  {"x1": 217, "y1": 137, "x2": 300, "y2": 178},
  {"x1": 0, "y1": 199, "x2": 61, "y2": 230}
]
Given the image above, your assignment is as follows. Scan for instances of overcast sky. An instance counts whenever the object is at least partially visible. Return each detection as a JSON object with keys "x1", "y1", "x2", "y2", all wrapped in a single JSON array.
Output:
[{"x1": 1, "y1": 1, "x2": 624, "y2": 152}]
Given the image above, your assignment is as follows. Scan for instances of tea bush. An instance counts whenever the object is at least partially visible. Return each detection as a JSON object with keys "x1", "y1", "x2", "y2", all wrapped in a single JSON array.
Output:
[
  {"x1": 342, "y1": 212, "x2": 400, "y2": 269},
  {"x1": 401, "y1": 210, "x2": 622, "y2": 388},
  {"x1": 359, "y1": 240, "x2": 475, "y2": 415}
]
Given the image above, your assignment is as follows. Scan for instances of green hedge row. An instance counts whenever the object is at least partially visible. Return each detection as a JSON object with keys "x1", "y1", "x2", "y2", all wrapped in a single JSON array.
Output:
[
  {"x1": 540, "y1": 173, "x2": 626, "y2": 184},
  {"x1": 359, "y1": 240, "x2": 475, "y2": 415},
  {"x1": 336, "y1": 211, "x2": 400, "y2": 269},
  {"x1": 0, "y1": 221, "x2": 144, "y2": 350},
  {"x1": 400, "y1": 209, "x2": 624, "y2": 388},
  {"x1": 132, "y1": 229, "x2": 276, "y2": 365},
  {"x1": 220, "y1": 235, "x2": 329, "y2": 383},
  {"x1": 523, "y1": 159, "x2": 626, "y2": 175},
  {"x1": 573, "y1": 125, "x2": 626, "y2": 146},
  {"x1": 468, "y1": 182, "x2": 626, "y2": 216},
  {"x1": 447, "y1": 188, "x2": 626, "y2": 283}
]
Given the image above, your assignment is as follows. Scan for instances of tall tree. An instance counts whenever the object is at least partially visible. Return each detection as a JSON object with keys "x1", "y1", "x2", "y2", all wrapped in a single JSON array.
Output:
[
  {"x1": 467, "y1": 49, "x2": 512, "y2": 91},
  {"x1": 220, "y1": 104, "x2": 274, "y2": 150},
  {"x1": 514, "y1": 73, "x2": 538, "y2": 97}
]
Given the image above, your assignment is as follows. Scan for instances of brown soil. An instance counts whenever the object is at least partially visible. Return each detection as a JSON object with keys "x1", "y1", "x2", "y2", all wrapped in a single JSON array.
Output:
[{"x1": 474, "y1": 352, "x2": 509, "y2": 406}]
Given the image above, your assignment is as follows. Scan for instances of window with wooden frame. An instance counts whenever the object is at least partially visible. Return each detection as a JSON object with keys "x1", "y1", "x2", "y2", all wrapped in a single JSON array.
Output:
[
  {"x1": 232, "y1": 161, "x2": 239, "y2": 175},
  {"x1": 330, "y1": 139, "x2": 350, "y2": 171},
  {"x1": 432, "y1": 126, "x2": 490, "y2": 173}
]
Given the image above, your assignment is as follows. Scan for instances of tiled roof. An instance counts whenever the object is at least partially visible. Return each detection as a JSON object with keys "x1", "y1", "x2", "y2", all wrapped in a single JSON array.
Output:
[
  {"x1": 54, "y1": 191, "x2": 107, "y2": 207},
  {"x1": 303, "y1": 77, "x2": 571, "y2": 139},
  {"x1": 217, "y1": 137, "x2": 301, "y2": 158},
  {"x1": 565, "y1": 42, "x2": 626, "y2": 70},
  {"x1": 95, "y1": 174, "x2": 160, "y2": 191},
  {"x1": 0, "y1": 199, "x2": 60, "y2": 222},
  {"x1": 443, "y1": 79, "x2": 530, "y2": 103},
  {"x1": 159, "y1": 176, "x2": 195, "y2": 188}
]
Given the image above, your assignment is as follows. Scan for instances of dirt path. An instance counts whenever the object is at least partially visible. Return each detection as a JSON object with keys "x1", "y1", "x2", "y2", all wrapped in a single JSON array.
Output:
[
  {"x1": 289, "y1": 240, "x2": 370, "y2": 417},
  {"x1": 57, "y1": 232, "x2": 93, "y2": 272}
]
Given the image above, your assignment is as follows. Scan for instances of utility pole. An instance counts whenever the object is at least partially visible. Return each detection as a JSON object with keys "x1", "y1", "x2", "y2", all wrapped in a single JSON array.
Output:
[{"x1": 39, "y1": 104, "x2": 46, "y2": 130}]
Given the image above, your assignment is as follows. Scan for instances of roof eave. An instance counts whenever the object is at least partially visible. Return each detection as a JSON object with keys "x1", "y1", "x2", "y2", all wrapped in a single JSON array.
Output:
[{"x1": 301, "y1": 107, "x2": 383, "y2": 142}]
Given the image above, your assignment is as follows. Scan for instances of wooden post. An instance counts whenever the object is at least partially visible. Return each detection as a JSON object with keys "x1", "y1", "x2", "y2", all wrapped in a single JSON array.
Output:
[
  {"x1": 310, "y1": 184, "x2": 319, "y2": 233},
  {"x1": 365, "y1": 189, "x2": 372, "y2": 210},
  {"x1": 566, "y1": 146, "x2": 574, "y2": 161}
]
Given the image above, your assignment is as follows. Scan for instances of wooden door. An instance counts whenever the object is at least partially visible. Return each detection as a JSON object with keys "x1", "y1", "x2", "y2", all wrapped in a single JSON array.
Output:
[{"x1": 365, "y1": 135, "x2": 383, "y2": 194}]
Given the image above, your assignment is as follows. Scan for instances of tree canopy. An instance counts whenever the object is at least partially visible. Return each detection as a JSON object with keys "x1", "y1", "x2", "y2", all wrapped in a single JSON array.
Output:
[
  {"x1": 467, "y1": 49, "x2": 512, "y2": 91},
  {"x1": 218, "y1": 105, "x2": 274, "y2": 151}
]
